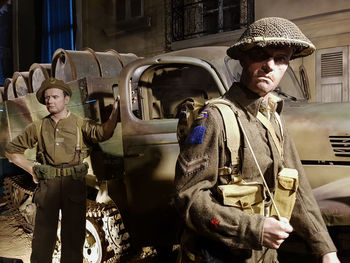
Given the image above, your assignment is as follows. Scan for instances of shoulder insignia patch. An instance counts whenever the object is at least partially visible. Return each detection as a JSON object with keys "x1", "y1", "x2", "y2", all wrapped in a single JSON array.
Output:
[
  {"x1": 186, "y1": 126, "x2": 206, "y2": 144},
  {"x1": 196, "y1": 110, "x2": 209, "y2": 121}
]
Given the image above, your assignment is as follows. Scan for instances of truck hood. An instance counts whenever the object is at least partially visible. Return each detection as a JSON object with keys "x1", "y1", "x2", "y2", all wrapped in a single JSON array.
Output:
[{"x1": 284, "y1": 101, "x2": 350, "y2": 162}]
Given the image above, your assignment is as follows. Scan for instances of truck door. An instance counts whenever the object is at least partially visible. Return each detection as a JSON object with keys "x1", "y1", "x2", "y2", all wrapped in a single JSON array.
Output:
[{"x1": 118, "y1": 56, "x2": 226, "y2": 248}]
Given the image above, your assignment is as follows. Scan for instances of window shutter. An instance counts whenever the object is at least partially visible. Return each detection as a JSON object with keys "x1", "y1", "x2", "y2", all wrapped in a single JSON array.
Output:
[
  {"x1": 316, "y1": 46, "x2": 349, "y2": 102},
  {"x1": 321, "y1": 51, "x2": 343, "y2": 78}
]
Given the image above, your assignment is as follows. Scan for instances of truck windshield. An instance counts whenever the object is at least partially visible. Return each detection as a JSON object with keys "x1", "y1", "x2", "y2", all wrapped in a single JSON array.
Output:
[{"x1": 276, "y1": 67, "x2": 306, "y2": 101}]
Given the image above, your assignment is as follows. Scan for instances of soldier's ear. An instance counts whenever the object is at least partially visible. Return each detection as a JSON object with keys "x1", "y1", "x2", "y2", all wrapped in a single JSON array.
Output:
[{"x1": 64, "y1": 95, "x2": 70, "y2": 105}]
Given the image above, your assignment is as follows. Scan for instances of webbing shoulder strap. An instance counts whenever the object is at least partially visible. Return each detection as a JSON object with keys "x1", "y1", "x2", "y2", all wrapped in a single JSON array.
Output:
[
  {"x1": 215, "y1": 103, "x2": 240, "y2": 167},
  {"x1": 206, "y1": 98, "x2": 240, "y2": 168},
  {"x1": 256, "y1": 112, "x2": 283, "y2": 159}
]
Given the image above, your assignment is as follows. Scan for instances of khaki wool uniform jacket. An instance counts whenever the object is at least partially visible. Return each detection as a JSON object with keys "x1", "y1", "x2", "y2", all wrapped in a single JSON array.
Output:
[{"x1": 175, "y1": 83, "x2": 336, "y2": 262}]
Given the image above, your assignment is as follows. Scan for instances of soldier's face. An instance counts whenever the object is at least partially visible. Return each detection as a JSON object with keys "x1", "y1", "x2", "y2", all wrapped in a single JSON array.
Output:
[
  {"x1": 240, "y1": 46, "x2": 293, "y2": 97},
  {"x1": 44, "y1": 88, "x2": 70, "y2": 114}
]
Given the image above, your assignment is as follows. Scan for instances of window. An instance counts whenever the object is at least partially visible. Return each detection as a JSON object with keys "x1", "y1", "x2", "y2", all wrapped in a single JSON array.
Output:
[
  {"x1": 41, "y1": 0, "x2": 75, "y2": 63},
  {"x1": 171, "y1": 0, "x2": 254, "y2": 41},
  {"x1": 131, "y1": 65, "x2": 220, "y2": 120},
  {"x1": 116, "y1": 0, "x2": 144, "y2": 22}
]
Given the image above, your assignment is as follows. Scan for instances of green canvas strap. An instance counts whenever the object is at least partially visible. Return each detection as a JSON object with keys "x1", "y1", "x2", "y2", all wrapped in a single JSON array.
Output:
[
  {"x1": 205, "y1": 98, "x2": 241, "y2": 170},
  {"x1": 214, "y1": 103, "x2": 240, "y2": 168},
  {"x1": 257, "y1": 111, "x2": 283, "y2": 159}
]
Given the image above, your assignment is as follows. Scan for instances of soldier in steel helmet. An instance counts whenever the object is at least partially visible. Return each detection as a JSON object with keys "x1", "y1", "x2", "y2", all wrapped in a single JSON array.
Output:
[
  {"x1": 175, "y1": 17, "x2": 340, "y2": 262},
  {"x1": 5, "y1": 77, "x2": 120, "y2": 263}
]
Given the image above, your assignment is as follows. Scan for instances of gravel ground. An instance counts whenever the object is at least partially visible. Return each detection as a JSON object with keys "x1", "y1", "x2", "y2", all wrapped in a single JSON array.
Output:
[{"x1": 0, "y1": 213, "x2": 31, "y2": 263}]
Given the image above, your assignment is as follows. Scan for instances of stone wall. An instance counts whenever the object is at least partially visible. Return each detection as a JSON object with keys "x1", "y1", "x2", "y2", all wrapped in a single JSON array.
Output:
[{"x1": 80, "y1": 0, "x2": 166, "y2": 57}]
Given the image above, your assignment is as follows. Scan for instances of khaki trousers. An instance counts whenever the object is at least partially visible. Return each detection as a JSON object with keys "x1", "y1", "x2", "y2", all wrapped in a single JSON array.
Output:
[{"x1": 31, "y1": 176, "x2": 86, "y2": 263}]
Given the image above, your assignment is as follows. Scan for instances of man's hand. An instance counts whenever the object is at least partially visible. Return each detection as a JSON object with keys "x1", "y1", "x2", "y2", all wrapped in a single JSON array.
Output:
[
  {"x1": 322, "y1": 252, "x2": 340, "y2": 263},
  {"x1": 5, "y1": 152, "x2": 38, "y2": 184},
  {"x1": 102, "y1": 96, "x2": 121, "y2": 139},
  {"x1": 262, "y1": 217, "x2": 293, "y2": 249}
]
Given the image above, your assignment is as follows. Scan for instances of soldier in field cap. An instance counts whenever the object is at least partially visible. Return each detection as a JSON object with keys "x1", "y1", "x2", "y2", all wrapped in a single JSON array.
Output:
[
  {"x1": 5, "y1": 77, "x2": 120, "y2": 263},
  {"x1": 175, "y1": 17, "x2": 340, "y2": 262}
]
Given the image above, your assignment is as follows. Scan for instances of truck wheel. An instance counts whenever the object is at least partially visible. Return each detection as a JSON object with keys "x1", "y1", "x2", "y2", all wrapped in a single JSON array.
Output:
[
  {"x1": 102, "y1": 209, "x2": 130, "y2": 255},
  {"x1": 83, "y1": 218, "x2": 105, "y2": 263},
  {"x1": 86, "y1": 200, "x2": 130, "y2": 261},
  {"x1": 52, "y1": 217, "x2": 107, "y2": 263}
]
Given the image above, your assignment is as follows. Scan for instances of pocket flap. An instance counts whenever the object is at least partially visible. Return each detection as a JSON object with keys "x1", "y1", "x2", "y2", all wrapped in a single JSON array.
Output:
[
  {"x1": 278, "y1": 176, "x2": 298, "y2": 191},
  {"x1": 218, "y1": 183, "x2": 264, "y2": 207}
]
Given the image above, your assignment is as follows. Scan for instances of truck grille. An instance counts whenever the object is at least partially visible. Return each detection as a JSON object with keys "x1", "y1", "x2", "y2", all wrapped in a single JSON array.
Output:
[{"x1": 329, "y1": 136, "x2": 350, "y2": 157}]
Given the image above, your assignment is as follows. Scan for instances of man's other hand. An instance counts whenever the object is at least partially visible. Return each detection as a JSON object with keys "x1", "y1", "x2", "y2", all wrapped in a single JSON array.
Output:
[
  {"x1": 322, "y1": 252, "x2": 340, "y2": 263},
  {"x1": 262, "y1": 217, "x2": 293, "y2": 249}
]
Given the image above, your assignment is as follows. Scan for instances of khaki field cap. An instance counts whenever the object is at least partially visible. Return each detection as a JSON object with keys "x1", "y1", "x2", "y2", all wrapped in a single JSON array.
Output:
[
  {"x1": 227, "y1": 17, "x2": 315, "y2": 60},
  {"x1": 36, "y1": 77, "x2": 72, "y2": 104}
]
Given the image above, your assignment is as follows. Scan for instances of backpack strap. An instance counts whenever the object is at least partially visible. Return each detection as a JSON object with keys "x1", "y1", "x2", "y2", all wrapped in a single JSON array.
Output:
[
  {"x1": 206, "y1": 98, "x2": 241, "y2": 173},
  {"x1": 214, "y1": 103, "x2": 240, "y2": 168}
]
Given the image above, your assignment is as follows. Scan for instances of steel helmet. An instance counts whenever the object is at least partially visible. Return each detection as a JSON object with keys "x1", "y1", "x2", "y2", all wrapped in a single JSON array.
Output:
[{"x1": 227, "y1": 17, "x2": 315, "y2": 60}]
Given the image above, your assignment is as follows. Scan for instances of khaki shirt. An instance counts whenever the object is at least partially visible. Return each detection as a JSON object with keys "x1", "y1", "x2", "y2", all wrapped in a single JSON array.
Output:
[
  {"x1": 175, "y1": 83, "x2": 336, "y2": 261},
  {"x1": 5, "y1": 112, "x2": 111, "y2": 166}
]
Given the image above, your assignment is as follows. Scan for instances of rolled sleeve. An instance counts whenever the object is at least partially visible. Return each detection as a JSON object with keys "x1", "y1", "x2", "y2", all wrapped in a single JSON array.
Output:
[{"x1": 5, "y1": 123, "x2": 37, "y2": 154}]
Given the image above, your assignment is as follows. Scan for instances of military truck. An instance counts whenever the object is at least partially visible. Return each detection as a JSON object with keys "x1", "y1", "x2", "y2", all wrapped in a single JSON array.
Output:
[{"x1": 1, "y1": 46, "x2": 349, "y2": 262}]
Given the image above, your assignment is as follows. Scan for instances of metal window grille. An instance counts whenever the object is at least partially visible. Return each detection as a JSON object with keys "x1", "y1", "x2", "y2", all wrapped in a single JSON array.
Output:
[{"x1": 171, "y1": 0, "x2": 251, "y2": 41}]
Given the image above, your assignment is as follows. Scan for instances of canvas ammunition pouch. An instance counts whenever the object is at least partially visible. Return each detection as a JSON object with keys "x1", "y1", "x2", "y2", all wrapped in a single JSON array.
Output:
[
  {"x1": 270, "y1": 168, "x2": 299, "y2": 220},
  {"x1": 33, "y1": 162, "x2": 89, "y2": 181},
  {"x1": 218, "y1": 177, "x2": 265, "y2": 215},
  {"x1": 218, "y1": 169, "x2": 299, "y2": 218}
]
